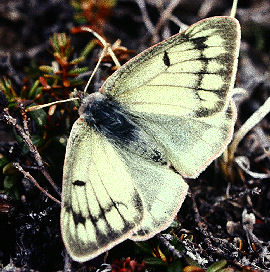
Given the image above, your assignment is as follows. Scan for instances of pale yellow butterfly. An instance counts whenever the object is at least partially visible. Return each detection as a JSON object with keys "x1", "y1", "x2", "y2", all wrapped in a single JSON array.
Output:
[{"x1": 61, "y1": 16, "x2": 240, "y2": 262}]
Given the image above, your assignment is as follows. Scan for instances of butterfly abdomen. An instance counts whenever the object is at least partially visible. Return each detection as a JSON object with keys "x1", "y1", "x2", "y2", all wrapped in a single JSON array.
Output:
[{"x1": 79, "y1": 92, "x2": 138, "y2": 144}]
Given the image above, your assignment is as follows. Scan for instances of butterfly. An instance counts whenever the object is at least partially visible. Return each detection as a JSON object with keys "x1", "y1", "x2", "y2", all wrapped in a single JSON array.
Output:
[{"x1": 60, "y1": 16, "x2": 240, "y2": 262}]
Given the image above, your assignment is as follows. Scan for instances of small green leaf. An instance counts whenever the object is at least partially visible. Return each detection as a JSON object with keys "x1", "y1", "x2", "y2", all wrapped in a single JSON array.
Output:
[
  {"x1": 69, "y1": 78, "x2": 84, "y2": 86},
  {"x1": 3, "y1": 162, "x2": 17, "y2": 175},
  {"x1": 68, "y1": 67, "x2": 89, "y2": 75},
  {"x1": 74, "y1": 15, "x2": 88, "y2": 24},
  {"x1": 28, "y1": 80, "x2": 42, "y2": 99},
  {"x1": 0, "y1": 156, "x2": 9, "y2": 168},
  {"x1": 28, "y1": 104, "x2": 47, "y2": 127},
  {"x1": 70, "y1": 0, "x2": 81, "y2": 10},
  {"x1": 143, "y1": 257, "x2": 166, "y2": 266},
  {"x1": 207, "y1": 260, "x2": 227, "y2": 272},
  {"x1": 70, "y1": 56, "x2": 85, "y2": 65},
  {"x1": 80, "y1": 40, "x2": 97, "y2": 58},
  {"x1": 4, "y1": 175, "x2": 20, "y2": 200},
  {"x1": 4, "y1": 175, "x2": 16, "y2": 189},
  {"x1": 39, "y1": 65, "x2": 54, "y2": 73}
]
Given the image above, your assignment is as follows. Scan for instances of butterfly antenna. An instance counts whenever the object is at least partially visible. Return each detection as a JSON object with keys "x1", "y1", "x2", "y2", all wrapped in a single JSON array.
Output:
[
  {"x1": 25, "y1": 97, "x2": 79, "y2": 112},
  {"x1": 230, "y1": 0, "x2": 238, "y2": 18},
  {"x1": 81, "y1": 26, "x2": 121, "y2": 68},
  {"x1": 80, "y1": 26, "x2": 122, "y2": 93},
  {"x1": 83, "y1": 44, "x2": 109, "y2": 93}
]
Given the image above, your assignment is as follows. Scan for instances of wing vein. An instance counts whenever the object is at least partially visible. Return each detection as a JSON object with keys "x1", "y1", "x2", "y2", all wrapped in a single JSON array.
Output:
[
  {"x1": 162, "y1": 71, "x2": 223, "y2": 75},
  {"x1": 125, "y1": 101, "x2": 196, "y2": 111},
  {"x1": 170, "y1": 44, "x2": 232, "y2": 54},
  {"x1": 116, "y1": 54, "x2": 231, "y2": 96}
]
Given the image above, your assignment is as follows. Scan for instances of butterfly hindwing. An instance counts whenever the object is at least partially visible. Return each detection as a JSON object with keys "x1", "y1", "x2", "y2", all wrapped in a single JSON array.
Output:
[
  {"x1": 126, "y1": 151, "x2": 188, "y2": 240},
  {"x1": 113, "y1": 130, "x2": 188, "y2": 241},
  {"x1": 128, "y1": 101, "x2": 236, "y2": 178}
]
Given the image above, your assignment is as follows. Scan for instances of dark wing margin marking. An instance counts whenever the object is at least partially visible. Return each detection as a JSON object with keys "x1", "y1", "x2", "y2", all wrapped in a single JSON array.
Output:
[
  {"x1": 189, "y1": 36, "x2": 208, "y2": 50},
  {"x1": 73, "y1": 211, "x2": 87, "y2": 225}
]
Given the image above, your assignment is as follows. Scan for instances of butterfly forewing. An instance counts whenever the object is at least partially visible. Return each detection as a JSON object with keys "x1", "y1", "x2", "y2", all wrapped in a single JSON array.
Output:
[
  {"x1": 101, "y1": 16, "x2": 240, "y2": 178},
  {"x1": 61, "y1": 120, "x2": 144, "y2": 262},
  {"x1": 102, "y1": 17, "x2": 239, "y2": 117}
]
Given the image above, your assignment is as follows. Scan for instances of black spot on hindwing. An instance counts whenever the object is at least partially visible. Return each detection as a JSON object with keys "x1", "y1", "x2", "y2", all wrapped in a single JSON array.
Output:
[{"x1": 152, "y1": 149, "x2": 166, "y2": 164}]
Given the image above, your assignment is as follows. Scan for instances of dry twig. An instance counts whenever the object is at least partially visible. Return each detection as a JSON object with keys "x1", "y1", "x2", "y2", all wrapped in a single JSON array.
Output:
[{"x1": 0, "y1": 107, "x2": 61, "y2": 199}]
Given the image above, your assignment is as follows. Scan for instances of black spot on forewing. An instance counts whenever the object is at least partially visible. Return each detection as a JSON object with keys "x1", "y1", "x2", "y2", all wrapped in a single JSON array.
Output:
[
  {"x1": 190, "y1": 36, "x2": 208, "y2": 50},
  {"x1": 163, "y1": 51, "x2": 170, "y2": 67},
  {"x1": 72, "y1": 180, "x2": 86, "y2": 186},
  {"x1": 93, "y1": 194, "x2": 143, "y2": 246}
]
